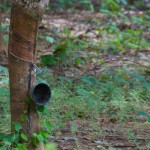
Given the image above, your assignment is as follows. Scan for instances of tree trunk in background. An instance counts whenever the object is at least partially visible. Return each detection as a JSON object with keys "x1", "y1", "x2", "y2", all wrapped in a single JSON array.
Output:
[
  {"x1": 9, "y1": 1, "x2": 48, "y2": 149},
  {"x1": 0, "y1": 0, "x2": 8, "y2": 65},
  {"x1": 0, "y1": 9, "x2": 3, "y2": 53}
]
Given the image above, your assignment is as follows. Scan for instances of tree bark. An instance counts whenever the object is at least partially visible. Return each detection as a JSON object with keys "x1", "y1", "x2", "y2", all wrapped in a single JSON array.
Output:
[
  {"x1": 0, "y1": 0, "x2": 8, "y2": 65},
  {"x1": 9, "y1": 1, "x2": 48, "y2": 149}
]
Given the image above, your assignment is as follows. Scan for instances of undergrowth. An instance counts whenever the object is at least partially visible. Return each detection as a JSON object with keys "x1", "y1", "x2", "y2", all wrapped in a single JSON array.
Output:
[
  {"x1": 0, "y1": 66, "x2": 150, "y2": 134},
  {"x1": 1, "y1": 65, "x2": 150, "y2": 149},
  {"x1": 38, "y1": 67, "x2": 150, "y2": 133}
]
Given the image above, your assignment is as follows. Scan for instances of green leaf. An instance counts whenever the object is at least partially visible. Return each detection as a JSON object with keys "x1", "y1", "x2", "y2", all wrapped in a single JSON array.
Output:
[
  {"x1": 15, "y1": 143, "x2": 27, "y2": 150},
  {"x1": 89, "y1": 4, "x2": 94, "y2": 11},
  {"x1": 126, "y1": 43, "x2": 139, "y2": 49},
  {"x1": 41, "y1": 55, "x2": 57, "y2": 66},
  {"x1": 20, "y1": 115, "x2": 27, "y2": 122},
  {"x1": 3, "y1": 35, "x2": 9, "y2": 43},
  {"x1": 37, "y1": 134, "x2": 44, "y2": 142},
  {"x1": 58, "y1": 76, "x2": 72, "y2": 83},
  {"x1": 100, "y1": 0, "x2": 120, "y2": 12},
  {"x1": 138, "y1": 111, "x2": 150, "y2": 119},
  {"x1": 138, "y1": 111, "x2": 149, "y2": 117},
  {"x1": 0, "y1": 4, "x2": 11, "y2": 10},
  {"x1": 75, "y1": 59, "x2": 80, "y2": 65},
  {"x1": 44, "y1": 143, "x2": 57, "y2": 150},
  {"x1": 0, "y1": 133, "x2": 5, "y2": 140},
  {"x1": 4, "y1": 133, "x2": 20, "y2": 144},
  {"x1": 144, "y1": 83, "x2": 150, "y2": 90},
  {"x1": 32, "y1": 133, "x2": 37, "y2": 137},
  {"x1": 45, "y1": 121, "x2": 52, "y2": 132},
  {"x1": 0, "y1": 25, "x2": 6, "y2": 31},
  {"x1": 43, "y1": 106, "x2": 51, "y2": 116},
  {"x1": 40, "y1": 130, "x2": 49, "y2": 139},
  {"x1": 0, "y1": 87, "x2": 9, "y2": 97},
  {"x1": 54, "y1": 44, "x2": 67, "y2": 55},
  {"x1": 32, "y1": 135, "x2": 39, "y2": 147},
  {"x1": 21, "y1": 133, "x2": 28, "y2": 141},
  {"x1": 0, "y1": 77, "x2": 9, "y2": 85},
  {"x1": 13, "y1": 122, "x2": 22, "y2": 132},
  {"x1": 0, "y1": 86, "x2": 9, "y2": 98},
  {"x1": 0, "y1": 145, "x2": 6, "y2": 150},
  {"x1": 81, "y1": 76, "x2": 98, "y2": 85},
  {"x1": 147, "y1": 117, "x2": 150, "y2": 122},
  {"x1": 36, "y1": 105, "x2": 45, "y2": 112},
  {"x1": 62, "y1": 27, "x2": 71, "y2": 35},
  {"x1": 46, "y1": 36, "x2": 55, "y2": 44},
  {"x1": 0, "y1": 66, "x2": 8, "y2": 73}
]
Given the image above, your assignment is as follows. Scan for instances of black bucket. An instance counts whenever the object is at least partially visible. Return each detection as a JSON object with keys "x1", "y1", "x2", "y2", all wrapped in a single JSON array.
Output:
[{"x1": 32, "y1": 83, "x2": 51, "y2": 106}]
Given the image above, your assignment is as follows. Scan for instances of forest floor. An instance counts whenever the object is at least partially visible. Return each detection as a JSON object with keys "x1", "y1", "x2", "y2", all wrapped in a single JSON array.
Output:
[
  {"x1": 50, "y1": 119, "x2": 150, "y2": 150},
  {"x1": 1, "y1": 8, "x2": 150, "y2": 150},
  {"x1": 38, "y1": 10, "x2": 150, "y2": 150}
]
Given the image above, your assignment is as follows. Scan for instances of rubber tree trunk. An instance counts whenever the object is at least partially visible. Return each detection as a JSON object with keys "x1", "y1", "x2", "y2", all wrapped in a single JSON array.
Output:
[{"x1": 9, "y1": 1, "x2": 48, "y2": 149}]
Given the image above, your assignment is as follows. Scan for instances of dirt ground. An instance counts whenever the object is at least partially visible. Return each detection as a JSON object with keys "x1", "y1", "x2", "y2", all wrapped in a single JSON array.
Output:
[
  {"x1": 49, "y1": 117, "x2": 150, "y2": 150},
  {"x1": 40, "y1": 11, "x2": 150, "y2": 150}
]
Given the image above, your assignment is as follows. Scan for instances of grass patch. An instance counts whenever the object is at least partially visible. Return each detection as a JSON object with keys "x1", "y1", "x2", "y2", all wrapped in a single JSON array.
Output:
[
  {"x1": 36, "y1": 68, "x2": 150, "y2": 132},
  {"x1": 0, "y1": 67, "x2": 149, "y2": 140}
]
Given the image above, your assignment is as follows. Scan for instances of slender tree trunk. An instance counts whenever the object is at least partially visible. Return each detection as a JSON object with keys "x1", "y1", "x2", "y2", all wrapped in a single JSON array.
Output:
[
  {"x1": 0, "y1": 0, "x2": 8, "y2": 65},
  {"x1": 9, "y1": 1, "x2": 48, "y2": 149},
  {"x1": 0, "y1": 9, "x2": 3, "y2": 53}
]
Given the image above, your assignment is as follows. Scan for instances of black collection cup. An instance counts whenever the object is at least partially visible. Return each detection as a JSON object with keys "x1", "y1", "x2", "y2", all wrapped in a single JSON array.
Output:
[{"x1": 32, "y1": 83, "x2": 51, "y2": 106}]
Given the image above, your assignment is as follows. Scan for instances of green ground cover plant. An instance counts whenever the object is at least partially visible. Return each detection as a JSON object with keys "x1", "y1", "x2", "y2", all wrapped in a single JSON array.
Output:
[{"x1": 0, "y1": 66, "x2": 150, "y2": 149}]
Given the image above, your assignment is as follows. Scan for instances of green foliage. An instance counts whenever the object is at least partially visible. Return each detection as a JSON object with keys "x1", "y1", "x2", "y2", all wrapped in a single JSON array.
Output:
[
  {"x1": 41, "y1": 55, "x2": 57, "y2": 66},
  {"x1": 31, "y1": 121, "x2": 53, "y2": 147},
  {"x1": 100, "y1": 0, "x2": 121, "y2": 13},
  {"x1": 1, "y1": 66, "x2": 150, "y2": 149},
  {"x1": 0, "y1": 117, "x2": 54, "y2": 149},
  {"x1": 36, "y1": 105, "x2": 51, "y2": 116},
  {"x1": 45, "y1": 36, "x2": 55, "y2": 44},
  {"x1": 36, "y1": 68, "x2": 150, "y2": 130},
  {"x1": 20, "y1": 134, "x2": 28, "y2": 142},
  {"x1": 12, "y1": 143, "x2": 27, "y2": 150},
  {"x1": 115, "y1": 0, "x2": 127, "y2": 5},
  {"x1": 0, "y1": 25, "x2": 7, "y2": 31},
  {"x1": 45, "y1": 121, "x2": 52, "y2": 132},
  {"x1": 31, "y1": 133, "x2": 39, "y2": 147},
  {"x1": 47, "y1": 0, "x2": 137, "y2": 12},
  {"x1": 44, "y1": 143, "x2": 57, "y2": 150},
  {"x1": 0, "y1": 133, "x2": 20, "y2": 149},
  {"x1": 0, "y1": 67, "x2": 55, "y2": 149},
  {"x1": 2, "y1": 34, "x2": 9, "y2": 43},
  {"x1": 48, "y1": 0, "x2": 75, "y2": 10},
  {"x1": 0, "y1": 23, "x2": 9, "y2": 44},
  {"x1": 13, "y1": 122, "x2": 22, "y2": 132},
  {"x1": 138, "y1": 111, "x2": 150, "y2": 122},
  {"x1": 0, "y1": 66, "x2": 9, "y2": 85},
  {"x1": 80, "y1": 0, "x2": 94, "y2": 11},
  {"x1": 50, "y1": 0, "x2": 95, "y2": 12},
  {"x1": 101, "y1": 24, "x2": 149, "y2": 52},
  {"x1": 41, "y1": 28, "x2": 86, "y2": 67},
  {"x1": 40, "y1": 130, "x2": 49, "y2": 139},
  {"x1": 0, "y1": 3, "x2": 11, "y2": 10},
  {"x1": 0, "y1": 66, "x2": 10, "y2": 134},
  {"x1": 108, "y1": 29, "x2": 143, "y2": 50}
]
